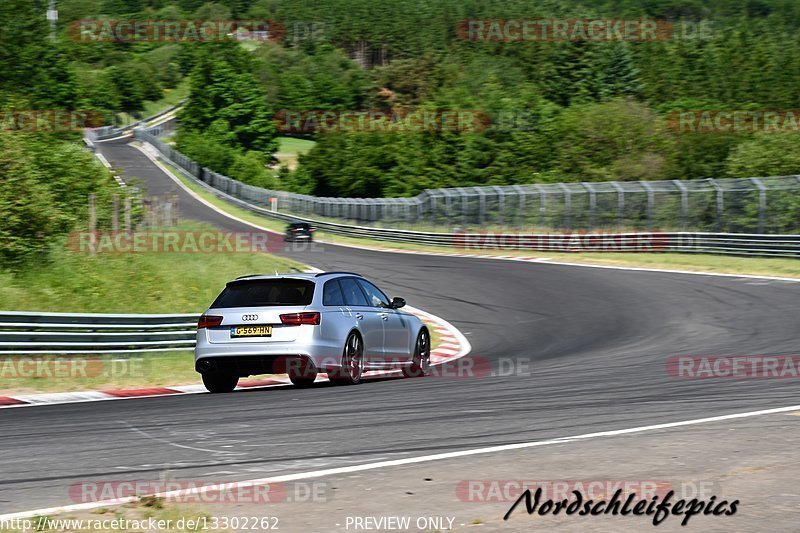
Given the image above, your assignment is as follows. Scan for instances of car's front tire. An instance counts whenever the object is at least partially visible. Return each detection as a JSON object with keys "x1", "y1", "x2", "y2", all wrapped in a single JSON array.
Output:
[
  {"x1": 202, "y1": 372, "x2": 239, "y2": 393},
  {"x1": 403, "y1": 328, "x2": 431, "y2": 378},
  {"x1": 329, "y1": 331, "x2": 364, "y2": 385}
]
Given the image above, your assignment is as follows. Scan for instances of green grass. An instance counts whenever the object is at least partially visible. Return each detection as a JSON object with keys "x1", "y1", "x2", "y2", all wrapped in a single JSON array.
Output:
[
  {"x1": 0, "y1": 221, "x2": 304, "y2": 313},
  {"x1": 276, "y1": 136, "x2": 316, "y2": 154},
  {"x1": 0, "y1": 352, "x2": 198, "y2": 394},
  {"x1": 162, "y1": 161, "x2": 800, "y2": 279},
  {"x1": 274, "y1": 136, "x2": 316, "y2": 170}
]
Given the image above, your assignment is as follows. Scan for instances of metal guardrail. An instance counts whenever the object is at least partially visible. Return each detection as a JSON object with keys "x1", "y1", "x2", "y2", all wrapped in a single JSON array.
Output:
[
  {"x1": 0, "y1": 311, "x2": 199, "y2": 354},
  {"x1": 135, "y1": 126, "x2": 800, "y2": 258},
  {"x1": 139, "y1": 117, "x2": 800, "y2": 235},
  {"x1": 85, "y1": 100, "x2": 186, "y2": 142}
]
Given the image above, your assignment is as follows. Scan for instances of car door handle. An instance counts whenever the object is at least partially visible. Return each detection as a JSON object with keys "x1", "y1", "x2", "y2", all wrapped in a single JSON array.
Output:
[
  {"x1": 379, "y1": 313, "x2": 389, "y2": 321},
  {"x1": 355, "y1": 313, "x2": 364, "y2": 320}
]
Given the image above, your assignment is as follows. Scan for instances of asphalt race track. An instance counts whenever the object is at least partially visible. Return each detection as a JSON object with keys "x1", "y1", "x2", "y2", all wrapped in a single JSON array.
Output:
[{"x1": 1, "y1": 137, "x2": 799, "y2": 514}]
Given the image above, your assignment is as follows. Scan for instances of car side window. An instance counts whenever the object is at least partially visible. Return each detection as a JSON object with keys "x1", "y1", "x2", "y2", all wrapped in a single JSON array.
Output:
[
  {"x1": 356, "y1": 279, "x2": 390, "y2": 308},
  {"x1": 322, "y1": 279, "x2": 345, "y2": 306},
  {"x1": 339, "y1": 278, "x2": 369, "y2": 307}
]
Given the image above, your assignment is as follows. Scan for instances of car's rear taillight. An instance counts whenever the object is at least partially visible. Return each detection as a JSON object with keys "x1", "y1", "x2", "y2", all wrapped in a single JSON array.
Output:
[
  {"x1": 197, "y1": 315, "x2": 223, "y2": 329},
  {"x1": 280, "y1": 312, "x2": 320, "y2": 326}
]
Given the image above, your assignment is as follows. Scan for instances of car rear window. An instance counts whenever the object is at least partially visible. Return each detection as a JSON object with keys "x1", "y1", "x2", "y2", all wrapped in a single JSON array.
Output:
[{"x1": 211, "y1": 279, "x2": 314, "y2": 308}]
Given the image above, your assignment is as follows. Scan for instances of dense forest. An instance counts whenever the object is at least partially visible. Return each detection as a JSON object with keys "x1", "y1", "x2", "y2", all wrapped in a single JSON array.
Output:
[
  {"x1": 170, "y1": 0, "x2": 800, "y2": 197},
  {"x1": 3, "y1": 0, "x2": 800, "y2": 220}
]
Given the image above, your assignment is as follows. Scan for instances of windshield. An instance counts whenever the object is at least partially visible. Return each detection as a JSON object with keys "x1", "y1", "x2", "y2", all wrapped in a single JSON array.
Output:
[{"x1": 210, "y1": 279, "x2": 314, "y2": 308}]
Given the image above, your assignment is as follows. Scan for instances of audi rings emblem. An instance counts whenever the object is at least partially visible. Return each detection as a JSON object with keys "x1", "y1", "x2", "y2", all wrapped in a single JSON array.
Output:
[{"x1": 242, "y1": 314, "x2": 259, "y2": 321}]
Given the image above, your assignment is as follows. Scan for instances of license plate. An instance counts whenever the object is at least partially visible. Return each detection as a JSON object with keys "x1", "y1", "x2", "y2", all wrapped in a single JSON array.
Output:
[{"x1": 231, "y1": 325, "x2": 273, "y2": 338}]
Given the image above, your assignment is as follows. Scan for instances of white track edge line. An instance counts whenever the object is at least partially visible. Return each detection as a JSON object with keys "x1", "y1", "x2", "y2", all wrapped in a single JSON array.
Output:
[{"x1": 2, "y1": 402, "x2": 799, "y2": 520}]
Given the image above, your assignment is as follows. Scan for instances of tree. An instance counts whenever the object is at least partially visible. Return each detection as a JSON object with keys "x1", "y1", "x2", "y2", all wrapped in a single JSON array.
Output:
[
  {"x1": 179, "y1": 44, "x2": 279, "y2": 154},
  {"x1": 554, "y1": 99, "x2": 676, "y2": 182},
  {"x1": 598, "y1": 43, "x2": 643, "y2": 100}
]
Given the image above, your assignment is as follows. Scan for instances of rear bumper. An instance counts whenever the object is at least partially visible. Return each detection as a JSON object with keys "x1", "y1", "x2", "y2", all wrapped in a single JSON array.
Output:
[
  {"x1": 284, "y1": 234, "x2": 312, "y2": 241},
  {"x1": 196, "y1": 354, "x2": 308, "y2": 376},
  {"x1": 195, "y1": 337, "x2": 343, "y2": 375}
]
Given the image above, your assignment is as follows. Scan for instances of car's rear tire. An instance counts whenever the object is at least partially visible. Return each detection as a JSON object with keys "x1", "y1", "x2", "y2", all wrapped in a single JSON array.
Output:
[
  {"x1": 403, "y1": 328, "x2": 431, "y2": 378},
  {"x1": 288, "y1": 358, "x2": 318, "y2": 387},
  {"x1": 202, "y1": 372, "x2": 239, "y2": 393},
  {"x1": 329, "y1": 332, "x2": 364, "y2": 385}
]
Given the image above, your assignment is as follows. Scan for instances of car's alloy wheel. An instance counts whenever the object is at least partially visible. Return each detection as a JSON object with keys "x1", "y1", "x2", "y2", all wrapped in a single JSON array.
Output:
[
  {"x1": 331, "y1": 332, "x2": 364, "y2": 385},
  {"x1": 202, "y1": 372, "x2": 239, "y2": 393},
  {"x1": 403, "y1": 329, "x2": 431, "y2": 378}
]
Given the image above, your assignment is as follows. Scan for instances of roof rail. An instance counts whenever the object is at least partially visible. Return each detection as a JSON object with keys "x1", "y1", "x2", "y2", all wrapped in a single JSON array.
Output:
[{"x1": 314, "y1": 271, "x2": 363, "y2": 277}]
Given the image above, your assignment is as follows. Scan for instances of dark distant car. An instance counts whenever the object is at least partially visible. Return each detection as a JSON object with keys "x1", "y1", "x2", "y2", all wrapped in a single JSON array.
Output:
[{"x1": 284, "y1": 222, "x2": 314, "y2": 242}]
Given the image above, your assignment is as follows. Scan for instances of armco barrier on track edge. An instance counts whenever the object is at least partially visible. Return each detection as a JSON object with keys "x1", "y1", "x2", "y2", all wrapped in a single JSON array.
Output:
[{"x1": 0, "y1": 304, "x2": 470, "y2": 409}]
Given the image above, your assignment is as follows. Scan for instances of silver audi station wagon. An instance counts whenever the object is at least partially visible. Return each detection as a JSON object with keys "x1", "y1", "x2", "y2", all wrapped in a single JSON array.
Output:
[{"x1": 194, "y1": 272, "x2": 431, "y2": 392}]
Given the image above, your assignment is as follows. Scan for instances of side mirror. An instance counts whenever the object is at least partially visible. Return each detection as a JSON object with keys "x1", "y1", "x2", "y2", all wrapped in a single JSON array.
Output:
[{"x1": 390, "y1": 297, "x2": 406, "y2": 309}]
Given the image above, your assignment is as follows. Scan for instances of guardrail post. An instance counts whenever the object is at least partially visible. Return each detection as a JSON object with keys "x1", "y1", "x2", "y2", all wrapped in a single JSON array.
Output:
[
  {"x1": 582, "y1": 182, "x2": 596, "y2": 230},
  {"x1": 557, "y1": 183, "x2": 571, "y2": 229},
  {"x1": 610, "y1": 181, "x2": 625, "y2": 228},
  {"x1": 640, "y1": 181, "x2": 655, "y2": 229},
  {"x1": 441, "y1": 190, "x2": 454, "y2": 229},
  {"x1": 473, "y1": 187, "x2": 487, "y2": 226},
  {"x1": 512, "y1": 185, "x2": 526, "y2": 228},
  {"x1": 672, "y1": 180, "x2": 688, "y2": 230},
  {"x1": 710, "y1": 179, "x2": 724, "y2": 231},
  {"x1": 750, "y1": 177, "x2": 767, "y2": 233},
  {"x1": 534, "y1": 184, "x2": 547, "y2": 228},
  {"x1": 492, "y1": 186, "x2": 505, "y2": 227},
  {"x1": 455, "y1": 187, "x2": 468, "y2": 227}
]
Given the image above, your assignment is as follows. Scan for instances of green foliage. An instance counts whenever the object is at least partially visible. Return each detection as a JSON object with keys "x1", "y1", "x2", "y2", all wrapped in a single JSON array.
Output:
[
  {"x1": 0, "y1": 132, "x2": 121, "y2": 264},
  {"x1": 253, "y1": 44, "x2": 369, "y2": 110},
  {"x1": 180, "y1": 43, "x2": 278, "y2": 154},
  {"x1": 0, "y1": 221, "x2": 303, "y2": 313},
  {"x1": 553, "y1": 99, "x2": 676, "y2": 182},
  {"x1": 229, "y1": 151, "x2": 276, "y2": 188},
  {"x1": 726, "y1": 134, "x2": 800, "y2": 178}
]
